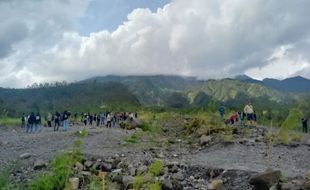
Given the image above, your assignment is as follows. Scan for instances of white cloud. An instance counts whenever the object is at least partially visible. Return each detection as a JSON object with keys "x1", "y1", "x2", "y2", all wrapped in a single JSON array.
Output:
[{"x1": 1, "y1": 0, "x2": 310, "y2": 87}]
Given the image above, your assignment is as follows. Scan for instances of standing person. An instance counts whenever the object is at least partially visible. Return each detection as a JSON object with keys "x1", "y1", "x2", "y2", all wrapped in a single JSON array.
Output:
[
  {"x1": 21, "y1": 113, "x2": 26, "y2": 129},
  {"x1": 26, "y1": 113, "x2": 35, "y2": 133},
  {"x1": 62, "y1": 110, "x2": 69, "y2": 131},
  {"x1": 54, "y1": 111, "x2": 60, "y2": 131},
  {"x1": 89, "y1": 114, "x2": 93, "y2": 126},
  {"x1": 112, "y1": 114, "x2": 116, "y2": 128},
  {"x1": 100, "y1": 112, "x2": 105, "y2": 126},
  {"x1": 35, "y1": 113, "x2": 41, "y2": 132},
  {"x1": 244, "y1": 102, "x2": 254, "y2": 126},
  {"x1": 218, "y1": 104, "x2": 225, "y2": 120},
  {"x1": 96, "y1": 114, "x2": 100, "y2": 126},
  {"x1": 47, "y1": 112, "x2": 52, "y2": 128},
  {"x1": 107, "y1": 113, "x2": 111, "y2": 128},
  {"x1": 83, "y1": 113, "x2": 88, "y2": 126},
  {"x1": 74, "y1": 112, "x2": 78, "y2": 122},
  {"x1": 301, "y1": 118, "x2": 308, "y2": 133}
]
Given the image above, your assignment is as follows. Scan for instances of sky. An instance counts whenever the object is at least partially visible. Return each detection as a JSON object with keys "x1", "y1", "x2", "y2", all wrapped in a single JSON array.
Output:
[{"x1": 0, "y1": 0, "x2": 310, "y2": 88}]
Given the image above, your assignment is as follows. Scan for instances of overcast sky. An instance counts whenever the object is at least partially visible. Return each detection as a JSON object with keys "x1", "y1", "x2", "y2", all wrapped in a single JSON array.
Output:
[{"x1": 0, "y1": 0, "x2": 310, "y2": 88}]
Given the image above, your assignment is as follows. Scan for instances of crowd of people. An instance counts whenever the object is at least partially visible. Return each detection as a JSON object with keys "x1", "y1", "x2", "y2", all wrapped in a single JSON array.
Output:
[
  {"x1": 218, "y1": 102, "x2": 308, "y2": 133},
  {"x1": 20, "y1": 110, "x2": 138, "y2": 133}
]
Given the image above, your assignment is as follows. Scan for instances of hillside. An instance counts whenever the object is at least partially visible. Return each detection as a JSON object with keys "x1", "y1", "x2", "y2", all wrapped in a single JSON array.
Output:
[
  {"x1": 0, "y1": 82, "x2": 139, "y2": 117},
  {"x1": 263, "y1": 76, "x2": 310, "y2": 92}
]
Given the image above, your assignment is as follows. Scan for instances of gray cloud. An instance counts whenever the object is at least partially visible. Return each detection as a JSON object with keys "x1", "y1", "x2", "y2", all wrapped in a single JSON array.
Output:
[{"x1": 0, "y1": 0, "x2": 310, "y2": 87}]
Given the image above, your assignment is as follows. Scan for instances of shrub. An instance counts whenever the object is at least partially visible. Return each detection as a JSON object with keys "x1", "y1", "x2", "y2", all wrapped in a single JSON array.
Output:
[
  {"x1": 278, "y1": 129, "x2": 290, "y2": 145},
  {"x1": 148, "y1": 160, "x2": 163, "y2": 176},
  {"x1": 147, "y1": 182, "x2": 161, "y2": 190},
  {"x1": 305, "y1": 170, "x2": 310, "y2": 189},
  {"x1": 133, "y1": 176, "x2": 143, "y2": 190}
]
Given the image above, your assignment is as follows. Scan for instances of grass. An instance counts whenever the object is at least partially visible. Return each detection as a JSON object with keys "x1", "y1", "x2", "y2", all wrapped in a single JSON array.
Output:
[
  {"x1": 132, "y1": 160, "x2": 163, "y2": 189},
  {"x1": 0, "y1": 117, "x2": 20, "y2": 127},
  {"x1": 148, "y1": 160, "x2": 163, "y2": 176},
  {"x1": 0, "y1": 162, "x2": 17, "y2": 190},
  {"x1": 305, "y1": 170, "x2": 310, "y2": 189},
  {"x1": 28, "y1": 130, "x2": 86, "y2": 190}
]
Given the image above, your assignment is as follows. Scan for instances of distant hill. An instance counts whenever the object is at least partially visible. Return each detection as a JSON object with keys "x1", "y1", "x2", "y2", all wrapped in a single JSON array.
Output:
[
  {"x1": 262, "y1": 76, "x2": 310, "y2": 93},
  {"x1": 82, "y1": 75, "x2": 201, "y2": 106},
  {"x1": 234, "y1": 75, "x2": 310, "y2": 93},
  {"x1": 0, "y1": 82, "x2": 139, "y2": 117}
]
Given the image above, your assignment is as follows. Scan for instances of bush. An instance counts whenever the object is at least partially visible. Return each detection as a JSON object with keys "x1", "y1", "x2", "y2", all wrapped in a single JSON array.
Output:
[
  {"x1": 147, "y1": 182, "x2": 161, "y2": 190},
  {"x1": 305, "y1": 170, "x2": 310, "y2": 189},
  {"x1": 148, "y1": 160, "x2": 163, "y2": 176},
  {"x1": 133, "y1": 176, "x2": 143, "y2": 190},
  {"x1": 278, "y1": 129, "x2": 290, "y2": 145}
]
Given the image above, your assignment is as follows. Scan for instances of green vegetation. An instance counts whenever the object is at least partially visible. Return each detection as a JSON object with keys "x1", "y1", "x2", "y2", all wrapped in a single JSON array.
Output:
[
  {"x1": 0, "y1": 162, "x2": 17, "y2": 190},
  {"x1": 0, "y1": 117, "x2": 20, "y2": 127},
  {"x1": 305, "y1": 170, "x2": 310, "y2": 189},
  {"x1": 281, "y1": 108, "x2": 303, "y2": 131},
  {"x1": 28, "y1": 130, "x2": 87, "y2": 190},
  {"x1": 133, "y1": 160, "x2": 163, "y2": 190}
]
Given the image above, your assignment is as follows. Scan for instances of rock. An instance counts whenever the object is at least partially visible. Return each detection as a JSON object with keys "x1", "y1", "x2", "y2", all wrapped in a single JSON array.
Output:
[
  {"x1": 158, "y1": 152, "x2": 165, "y2": 158},
  {"x1": 84, "y1": 160, "x2": 93, "y2": 168},
  {"x1": 208, "y1": 179, "x2": 223, "y2": 190},
  {"x1": 172, "y1": 179, "x2": 183, "y2": 190},
  {"x1": 75, "y1": 162, "x2": 84, "y2": 170},
  {"x1": 137, "y1": 165, "x2": 148, "y2": 175},
  {"x1": 120, "y1": 118, "x2": 143, "y2": 130},
  {"x1": 170, "y1": 165, "x2": 179, "y2": 173},
  {"x1": 81, "y1": 171, "x2": 91, "y2": 176},
  {"x1": 249, "y1": 170, "x2": 281, "y2": 190},
  {"x1": 281, "y1": 179, "x2": 305, "y2": 190},
  {"x1": 112, "y1": 158, "x2": 121, "y2": 169},
  {"x1": 100, "y1": 162, "x2": 112, "y2": 172},
  {"x1": 19, "y1": 153, "x2": 31, "y2": 159},
  {"x1": 129, "y1": 166, "x2": 136, "y2": 176},
  {"x1": 173, "y1": 172, "x2": 185, "y2": 181},
  {"x1": 162, "y1": 178, "x2": 173, "y2": 190},
  {"x1": 33, "y1": 160, "x2": 47, "y2": 170},
  {"x1": 122, "y1": 175, "x2": 134, "y2": 189},
  {"x1": 200, "y1": 135, "x2": 212, "y2": 146},
  {"x1": 69, "y1": 177, "x2": 79, "y2": 189}
]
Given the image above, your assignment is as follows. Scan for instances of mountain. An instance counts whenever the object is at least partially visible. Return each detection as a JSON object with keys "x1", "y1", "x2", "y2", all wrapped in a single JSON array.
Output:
[
  {"x1": 262, "y1": 76, "x2": 310, "y2": 93},
  {"x1": 82, "y1": 75, "x2": 201, "y2": 106},
  {"x1": 0, "y1": 82, "x2": 139, "y2": 117},
  {"x1": 233, "y1": 75, "x2": 262, "y2": 84}
]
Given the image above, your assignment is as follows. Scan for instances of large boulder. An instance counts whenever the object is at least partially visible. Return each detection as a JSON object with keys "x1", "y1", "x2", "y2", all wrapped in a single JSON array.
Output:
[
  {"x1": 120, "y1": 118, "x2": 143, "y2": 130},
  {"x1": 33, "y1": 160, "x2": 47, "y2": 170},
  {"x1": 249, "y1": 170, "x2": 282, "y2": 190}
]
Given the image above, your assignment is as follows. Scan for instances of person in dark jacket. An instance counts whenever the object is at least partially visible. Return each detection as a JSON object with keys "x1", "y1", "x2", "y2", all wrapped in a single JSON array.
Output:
[
  {"x1": 54, "y1": 111, "x2": 60, "y2": 131},
  {"x1": 26, "y1": 112, "x2": 35, "y2": 133},
  {"x1": 302, "y1": 118, "x2": 308, "y2": 133},
  {"x1": 34, "y1": 113, "x2": 41, "y2": 132}
]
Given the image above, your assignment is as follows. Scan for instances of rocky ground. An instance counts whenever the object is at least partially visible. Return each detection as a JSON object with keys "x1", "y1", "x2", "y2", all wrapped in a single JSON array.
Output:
[{"x1": 0, "y1": 123, "x2": 310, "y2": 189}]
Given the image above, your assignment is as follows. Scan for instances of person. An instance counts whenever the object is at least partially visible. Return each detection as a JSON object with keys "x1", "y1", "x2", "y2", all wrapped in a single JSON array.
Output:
[
  {"x1": 74, "y1": 112, "x2": 78, "y2": 122},
  {"x1": 107, "y1": 113, "x2": 111, "y2": 128},
  {"x1": 47, "y1": 112, "x2": 52, "y2": 127},
  {"x1": 54, "y1": 111, "x2": 60, "y2": 131},
  {"x1": 21, "y1": 113, "x2": 26, "y2": 129},
  {"x1": 301, "y1": 118, "x2": 308, "y2": 133},
  {"x1": 244, "y1": 102, "x2": 254, "y2": 126},
  {"x1": 26, "y1": 112, "x2": 35, "y2": 133},
  {"x1": 218, "y1": 104, "x2": 225, "y2": 120},
  {"x1": 96, "y1": 114, "x2": 100, "y2": 126},
  {"x1": 35, "y1": 112, "x2": 41, "y2": 132},
  {"x1": 62, "y1": 110, "x2": 69, "y2": 131},
  {"x1": 100, "y1": 112, "x2": 105, "y2": 126},
  {"x1": 83, "y1": 113, "x2": 88, "y2": 126}
]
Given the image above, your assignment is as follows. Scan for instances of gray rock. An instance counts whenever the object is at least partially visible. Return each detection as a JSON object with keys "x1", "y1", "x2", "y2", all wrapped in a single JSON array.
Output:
[
  {"x1": 101, "y1": 162, "x2": 112, "y2": 172},
  {"x1": 137, "y1": 165, "x2": 148, "y2": 175},
  {"x1": 75, "y1": 162, "x2": 84, "y2": 170},
  {"x1": 81, "y1": 171, "x2": 91, "y2": 176},
  {"x1": 84, "y1": 160, "x2": 93, "y2": 168},
  {"x1": 200, "y1": 135, "x2": 212, "y2": 146},
  {"x1": 280, "y1": 179, "x2": 305, "y2": 190},
  {"x1": 122, "y1": 175, "x2": 134, "y2": 189},
  {"x1": 19, "y1": 153, "x2": 31, "y2": 159},
  {"x1": 208, "y1": 179, "x2": 223, "y2": 190},
  {"x1": 249, "y1": 170, "x2": 281, "y2": 190},
  {"x1": 173, "y1": 172, "x2": 185, "y2": 181},
  {"x1": 33, "y1": 160, "x2": 47, "y2": 170},
  {"x1": 162, "y1": 178, "x2": 173, "y2": 190},
  {"x1": 69, "y1": 177, "x2": 79, "y2": 189}
]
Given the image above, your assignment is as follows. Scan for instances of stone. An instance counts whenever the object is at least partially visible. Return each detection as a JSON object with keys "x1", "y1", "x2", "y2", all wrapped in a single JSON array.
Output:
[
  {"x1": 75, "y1": 162, "x2": 84, "y2": 170},
  {"x1": 208, "y1": 179, "x2": 223, "y2": 190},
  {"x1": 170, "y1": 165, "x2": 179, "y2": 173},
  {"x1": 158, "y1": 152, "x2": 165, "y2": 158},
  {"x1": 33, "y1": 160, "x2": 47, "y2": 170},
  {"x1": 249, "y1": 170, "x2": 281, "y2": 190},
  {"x1": 122, "y1": 175, "x2": 134, "y2": 189},
  {"x1": 69, "y1": 177, "x2": 79, "y2": 189},
  {"x1": 81, "y1": 171, "x2": 91, "y2": 176},
  {"x1": 173, "y1": 172, "x2": 185, "y2": 181},
  {"x1": 84, "y1": 160, "x2": 93, "y2": 168},
  {"x1": 200, "y1": 135, "x2": 212, "y2": 146},
  {"x1": 19, "y1": 153, "x2": 31, "y2": 159},
  {"x1": 137, "y1": 165, "x2": 148, "y2": 175},
  {"x1": 162, "y1": 178, "x2": 173, "y2": 190},
  {"x1": 101, "y1": 162, "x2": 112, "y2": 172}
]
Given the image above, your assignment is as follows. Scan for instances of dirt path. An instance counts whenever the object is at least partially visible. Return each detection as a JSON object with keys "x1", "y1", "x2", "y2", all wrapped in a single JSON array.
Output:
[{"x1": 1, "y1": 124, "x2": 309, "y2": 179}]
